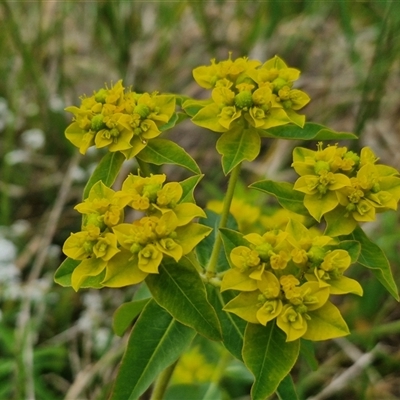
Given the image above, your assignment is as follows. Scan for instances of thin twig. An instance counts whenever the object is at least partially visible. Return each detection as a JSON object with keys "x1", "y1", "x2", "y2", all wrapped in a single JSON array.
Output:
[
  {"x1": 65, "y1": 337, "x2": 127, "y2": 400},
  {"x1": 29, "y1": 151, "x2": 81, "y2": 281},
  {"x1": 307, "y1": 343, "x2": 385, "y2": 400}
]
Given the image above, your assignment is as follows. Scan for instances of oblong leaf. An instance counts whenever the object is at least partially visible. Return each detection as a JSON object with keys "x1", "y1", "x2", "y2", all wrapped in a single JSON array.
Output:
[
  {"x1": 349, "y1": 226, "x2": 399, "y2": 301},
  {"x1": 136, "y1": 138, "x2": 201, "y2": 174},
  {"x1": 263, "y1": 122, "x2": 357, "y2": 140},
  {"x1": 110, "y1": 299, "x2": 196, "y2": 400},
  {"x1": 242, "y1": 322, "x2": 300, "y2": 400},
  {"x1": 112, "y1": 298, "x2": 150, "y2": 337},
  {"x1": 83, "y1": 151, "x2": 125, "y2": 199},
  {"x1": 276, "y1": 374, "x2": 299, "y2": 400},
  {"x1": 146, "y1": 259, "x2": 222, "y2": 341},
  {"x1": 206, "y1": 285, "x2": 246, "y2": 361},
  {"x1": 216, "y1": 126, "x2": 261, "y2": 175},
  {"x1": 250, "y1": 180, "x2": 309, "y2": 216},
  {"x1": 196, "y1": 211, "x2": 237, "y2": 271}
]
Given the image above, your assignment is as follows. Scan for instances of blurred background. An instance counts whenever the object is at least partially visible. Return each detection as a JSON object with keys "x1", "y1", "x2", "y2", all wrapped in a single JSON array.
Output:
[{"x1": 1, "y1": 1, "x2": 400, "y2": 399}]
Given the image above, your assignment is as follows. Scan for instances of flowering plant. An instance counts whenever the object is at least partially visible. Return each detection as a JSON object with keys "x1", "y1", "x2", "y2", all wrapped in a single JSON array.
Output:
[{"x1": 56, "y1": 56, "x2": 400, "y2": 399}]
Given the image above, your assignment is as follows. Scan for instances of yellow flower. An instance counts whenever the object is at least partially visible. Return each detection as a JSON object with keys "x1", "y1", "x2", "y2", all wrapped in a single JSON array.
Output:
[
  {"x1": 119, "y1": 174, "x2": 206, "y2": 225},
  {"x1": 63, "y1": 227, "x2": 121, "y2": 291},
  {"x1": 75, "y1": 181, "x2": 128, "y2": 229},
  {"x1": 186, "y1": 55, "x2": 310, "y2": 134},
  {"x1": 110, "y1": 212, "x2": 211, "y2": 282},
  {"x1": 305, "y1": 249, "x2": 363, "y2": 296},
  {"x1": 64, "y1": 80, "x2": 176, "y2": 158}
]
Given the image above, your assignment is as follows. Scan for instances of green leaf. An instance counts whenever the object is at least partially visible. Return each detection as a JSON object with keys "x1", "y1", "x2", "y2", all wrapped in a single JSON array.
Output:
[
  {"x1": 300, "y1": 339, "x2": 318, "y2": 371},
  {"x1": 179, "y1": 174, "x2": 204, "y2": 203},
  {"x1": 146, "y1": 259, "x2": 222, "y2": 341},
  {"x1": 250, "y1": 180, "x2": 309, "y2": 216},
  {"x1": 242, "y1": 322, "x2": 300, "y2": 400},
  {"x1": 159, "y1": 113, "x2": 179, "y2": 132},
  {"x1": 182, "y1": 98, "x2": 213, "y2": 117},
  {"x1": 349, "y1": 226, "x2": 399, "y2": 301},
  {"x1": 196, "y1": 210, "x2": 237, "y2": 271},
  {"x1": 206, "y1": 285, "x2": 246, "y2": 361},
  {"x1": 216, "y1": 126, "x2": 261, "y2": 175},
  {"x1": 276, "y1": 374, "x2": 299, "y2": 400},
  {"x1": 54, "y1": 257, "x2": 79, "y2": 287},
  {"x1": 337, "y1": 240, "x2": 361, "y2": 263},
  {"x1": 83, "y1": 151, "x2": 125, "y2": 199},
  {"x1": 263, "y1": 122, "x2": 357, "y2": 140},
  {"x1": 112, "y1": 299, "x2": 150, "y2": 337},
  {"x1": 110, "y1": 299, "x2": 196, "y2": 400},
  {"x1": 136, "y1": 138, "x2": 201, "y2": 174},
  {"x1": 165, "y1": 383, "x2": 222, "y2": 400}
]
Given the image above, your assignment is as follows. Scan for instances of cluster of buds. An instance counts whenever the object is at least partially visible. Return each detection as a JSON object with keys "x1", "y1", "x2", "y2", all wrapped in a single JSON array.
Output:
[
  {"x1": 222, "y1": 219, "x2": 360, "y2": 342},
  {"x1": 64, "y1": 80, "x2": 175, "y2": 158},
  {"x1": 292, "y1": 144, "x2": 400, "y2": 234},
  {"x1": 63, "y1": 175, "x2": 211, "y2": 291},
  {"x1": 185, "y1": 55, "x2": 310, "y2": 133}
]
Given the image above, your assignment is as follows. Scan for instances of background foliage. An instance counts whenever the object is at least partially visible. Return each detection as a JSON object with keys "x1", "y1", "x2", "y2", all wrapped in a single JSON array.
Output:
[{"x1": 1, "y1": 1, "x2": 400, "y2": 399}]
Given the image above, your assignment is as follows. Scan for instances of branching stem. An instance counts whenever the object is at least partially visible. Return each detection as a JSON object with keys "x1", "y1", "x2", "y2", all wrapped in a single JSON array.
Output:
[{"x1": 206, "y1": 162, "x2": 242, "y2": 276}]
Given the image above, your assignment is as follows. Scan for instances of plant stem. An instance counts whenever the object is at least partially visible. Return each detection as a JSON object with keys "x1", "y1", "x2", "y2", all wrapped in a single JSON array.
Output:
[
  {"x1": 136, "y1": 156, "x2": 152, "y2": 177},
  {"x1": 206, "y1": 162, "x2": 242, "y2": 276},
  {"x1": 150, "y1": 360, "x2": 178, "y2": 400}
]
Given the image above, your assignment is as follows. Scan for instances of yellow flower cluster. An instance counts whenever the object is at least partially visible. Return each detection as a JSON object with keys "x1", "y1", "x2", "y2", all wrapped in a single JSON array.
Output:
[
  {"x1": 222, "y1": 219, "x2": 360, "y2": 342},
  {"x1": 187, "y1": 55, "x2": 310, "y2": 133},
  {"x1": 63, "y1": 175, "x2": 211, "y2": 291},
  {"x1": 64, "y1": 80, "x2": 176, "y2": 158},
  {"x1": 292, "y1": 144, "x2": 400, "y2": 234}
]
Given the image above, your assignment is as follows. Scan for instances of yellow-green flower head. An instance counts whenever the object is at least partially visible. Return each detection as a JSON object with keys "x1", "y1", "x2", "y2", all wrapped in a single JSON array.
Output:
[
  {"x1": 64, "y1": 80, "x2": 176, "y2": 158},
  {"x1": 63, "y1": 225, "x2": 101, "y2": 260},
  {"x1": 111, "y1": 211, "x2": 211, "y2": 277},
  {"x1": 276, "y1": 281, "x2": 331, "y2": 341},
  {"x1": 112, "y1": 212, "x2": 181, "y2": 274},
  {"x1": 119, "y1": 174, "x2": 206, "y2": 225},
  {"x1": 65, "y1": 228, "x2": 122, "y2": 291},
  {"x1": 120, "y1": 174, "x2": 166, "y2": 211},
  {"x1": 223, "y1": 270, "x2": 348, "y2": 342},
  {"x1": 221, "y1": 229, "x2": 293, "y2": 293},
  {"x1": 244, "y1": 230, "x2": 292, "y2": 270},
  {"x1": 172, "y1": 346, "x2": 215, "y2": 385},
  {"x1": 293, "y1": 143, "x2": 400, "y2": 227},
  {"x1": 304, "y1": 249, "x2": 363, "y2": 296},
  {"x1": 75, "y1": 181, "x2": 129, "y2": 229},
  {"x1": 187, "y1": 55, "x2": 310, "y2": 133}
]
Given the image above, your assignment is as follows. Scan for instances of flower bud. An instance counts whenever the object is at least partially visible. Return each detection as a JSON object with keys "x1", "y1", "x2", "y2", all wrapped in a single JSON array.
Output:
[
  {"x1": 234, "y1": 91, "x2": 253, "y2": 109},
  {"x1": 91, "y1": 114, "x2": 105, "y2": 132},
  {"x1": 134, "y1": 104, "x2": 151, "y2": 119}
]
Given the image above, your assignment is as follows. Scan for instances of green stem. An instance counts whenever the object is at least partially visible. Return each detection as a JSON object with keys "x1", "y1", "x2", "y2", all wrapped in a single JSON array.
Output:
[
  {"x1": 136, "y1": 156, "x2": 152, "y2": 177},
  {"x1": 206, "y1": 162, "x2": 242, "y2": 276},
  {"x1": 150, "y1": 360, "x2": 178, "y2": 400}
]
